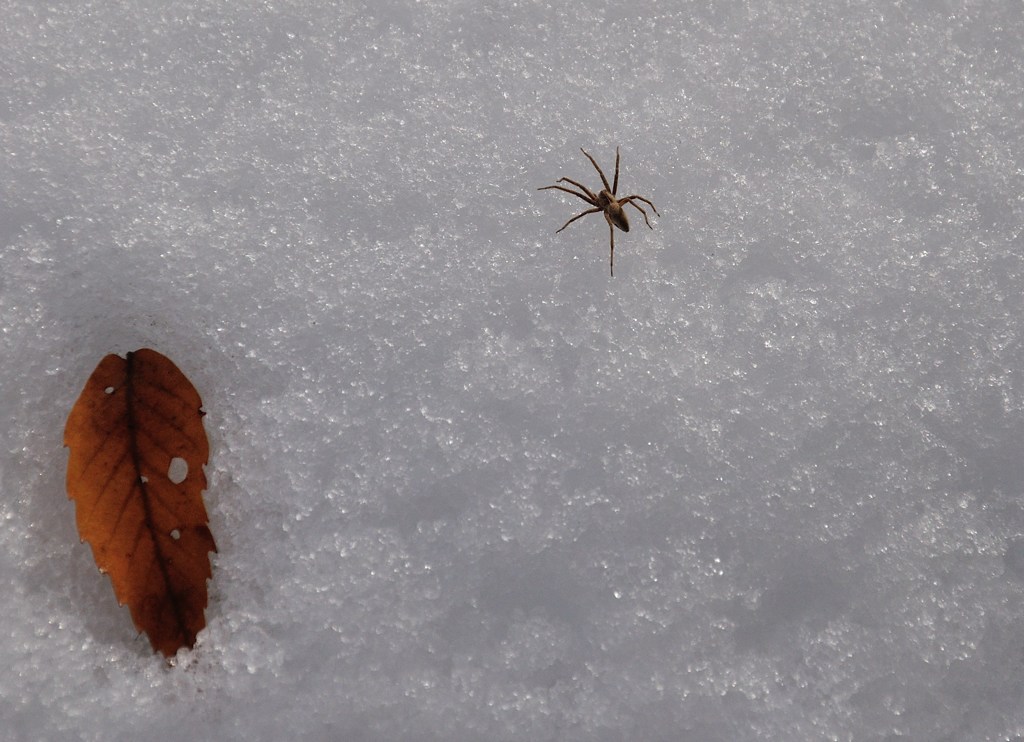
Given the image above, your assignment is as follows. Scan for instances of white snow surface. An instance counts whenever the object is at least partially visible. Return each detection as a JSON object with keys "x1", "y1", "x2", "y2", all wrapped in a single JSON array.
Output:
[{"x1": 3, "y1": 1, "x2": 1024, "y2": 740}]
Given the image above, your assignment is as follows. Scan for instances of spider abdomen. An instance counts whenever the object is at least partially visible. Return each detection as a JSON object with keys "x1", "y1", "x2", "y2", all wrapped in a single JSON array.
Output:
[{"x1": 607, "y1": 201, "x2": 630, "y2": 232}]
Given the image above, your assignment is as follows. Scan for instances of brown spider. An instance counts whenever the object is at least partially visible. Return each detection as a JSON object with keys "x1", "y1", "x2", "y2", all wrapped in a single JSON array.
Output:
[{"x1": 538, "y1": 147, "x2": 659, "y2": 276}]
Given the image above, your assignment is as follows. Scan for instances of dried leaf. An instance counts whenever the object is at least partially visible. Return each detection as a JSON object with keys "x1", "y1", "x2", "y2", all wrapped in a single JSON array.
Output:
[{"x1": 64, "y1": 348, "x2": 216, "y2": 657}]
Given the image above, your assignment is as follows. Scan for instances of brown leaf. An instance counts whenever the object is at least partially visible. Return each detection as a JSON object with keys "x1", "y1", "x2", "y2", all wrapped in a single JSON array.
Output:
[{"x1": 64, "y1": 348, "x2": 216, "y2": 657}]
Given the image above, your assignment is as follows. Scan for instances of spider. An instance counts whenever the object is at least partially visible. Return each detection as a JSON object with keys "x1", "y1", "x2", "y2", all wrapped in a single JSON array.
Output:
[{"x1": 538, "y1": 147, "x2": 659, "y2": 276}]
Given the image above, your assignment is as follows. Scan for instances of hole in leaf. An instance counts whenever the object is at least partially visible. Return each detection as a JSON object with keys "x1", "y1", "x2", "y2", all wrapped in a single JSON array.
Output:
[
  {"x1": 104, "y1": 386, "x2": 115, "y2": 394},
  {"x1": 167, "y1": 457, "x2": 188, "y2": 484},
  {"x1": 170, "y1": 529, "x2": 181, "y2": 541},
  {"x1": 140, "y1": 475, "x2": 149, "y2": 484}
]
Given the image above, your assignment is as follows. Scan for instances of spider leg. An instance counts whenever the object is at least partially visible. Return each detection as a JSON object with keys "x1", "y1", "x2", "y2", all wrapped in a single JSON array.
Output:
[
  {"x1": 618, "y1": 197, "x2": 656, "y2": 229},
  {"x1": 619, "y1": 195, "x2": 659, "y2": 216},
  {"x1": 580, "y1": 148, "x2": 612, "y2": 193},
  {"x1": 555, "y1": 207, "x2": 601, "y2": 233},
  {"x1": 538, "y1": 184, "x2": 597, "y2": 206},
  {"x1": 556, "y1": 177, "x2": 598, "y2": 202},
  {"x1": 612, "y1": 146, "x2": 620, "y2": 195},
  {"x1": 608, "y1": 219, "x2": 615, "y2": 277}
]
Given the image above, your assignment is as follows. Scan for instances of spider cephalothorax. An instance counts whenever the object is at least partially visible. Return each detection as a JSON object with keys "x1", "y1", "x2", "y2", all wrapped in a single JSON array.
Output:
[{"x1": 538, "y1": 147, "x2": 659, "y2": 276}]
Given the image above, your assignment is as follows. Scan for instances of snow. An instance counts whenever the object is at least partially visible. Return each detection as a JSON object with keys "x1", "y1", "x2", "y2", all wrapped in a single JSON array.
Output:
[{"x1": 3, "y1": 1, "x2": 1024, "y2": 739}]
